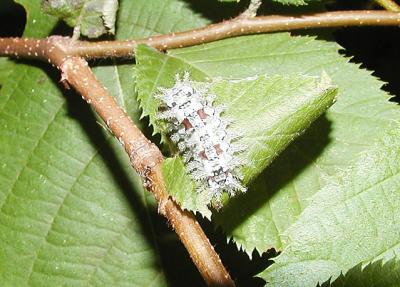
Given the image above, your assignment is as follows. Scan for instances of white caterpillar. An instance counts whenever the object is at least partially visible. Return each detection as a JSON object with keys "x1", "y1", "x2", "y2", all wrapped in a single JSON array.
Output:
[{"x1": 157, "y1": 72, "x2": 246, "y2": 200}]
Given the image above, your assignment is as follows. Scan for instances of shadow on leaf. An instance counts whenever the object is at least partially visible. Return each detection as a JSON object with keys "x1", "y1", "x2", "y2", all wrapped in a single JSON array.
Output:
[{"x1": 214, "y1": 115, "x2": 332, "y2": 251}]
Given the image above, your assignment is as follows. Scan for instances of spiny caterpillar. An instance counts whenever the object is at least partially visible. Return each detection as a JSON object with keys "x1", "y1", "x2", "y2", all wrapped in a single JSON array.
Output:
[{"x1": 157, "y1": 72, "x2": 246, "y2": 201}]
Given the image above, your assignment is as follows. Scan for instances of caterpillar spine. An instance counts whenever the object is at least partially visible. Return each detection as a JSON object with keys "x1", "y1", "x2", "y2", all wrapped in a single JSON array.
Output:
[{"x1": 157, "y1": 72, "x2": 246, "y2": 201}]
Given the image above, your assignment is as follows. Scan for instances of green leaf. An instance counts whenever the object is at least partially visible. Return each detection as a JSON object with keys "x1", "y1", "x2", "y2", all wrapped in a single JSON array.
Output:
[
  {"x1": 136, "y1": 44, "x2": 337, "y2": 212},
  {"x1": 320, "y1": 258, "x2": 400, "y2": 287},
  {"x1": 260, "y1": 125, "x2": 400, "y2": 287},
  {"x1": 162, "y1": 157, "x2": 212, "y2": 217},
  {"x1": 0, "y1": 58, "x2": 13, "y2": 82},
  {"x1": 15, "y1": 0, "x2": 58, "y2": 37},
  {"x1": 135, "y1": 46, "x2": 207, "y2": 141},
  {"x1": 42, "y1": 0, "x2": 119, "y2": 38},
  {"x1": 166, "y1": 33, "x2": 400, "y2": 253},
  {"x1": 136, "y1": 32, "x2": 399, "y2": 228},
  {"x1": 0, "y1": 0, "x2": 209, "y2": 285},
  {"x1": 0, "y1": 60, "x2": 167, "y2": 286},
  {"x1": 208, "y1": 73, "x2": 336, "y2": 185}
]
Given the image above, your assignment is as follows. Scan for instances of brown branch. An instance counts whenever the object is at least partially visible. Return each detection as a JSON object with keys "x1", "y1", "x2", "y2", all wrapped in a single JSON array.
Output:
[
  {"x1": 59, "y1": 10, "x2": 400, "y2": 59},
  {"x1": 2, "y1": 11, "x2": 399, "y2": 61},
  {"x1": 0, "y1": 36, "x2": 235, "y2": 287}
]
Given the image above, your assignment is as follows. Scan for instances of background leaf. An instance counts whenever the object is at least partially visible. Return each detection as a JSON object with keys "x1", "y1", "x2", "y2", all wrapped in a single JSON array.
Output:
[
  {"x1": 15, "y1": 0, "x2": 58, "y2": 37},
  {"x1": 42, "y1": 0, "x2": 119, "y2": 38},
  {"x1": 260, "y1": 125, "x2": 400, "y2": 286},
  {"x1": 135, "y1": 45, "x2": 336, "y2": 211},
  {"x1": 0, "y1": 59, "x2": 168, "y2": 286}
]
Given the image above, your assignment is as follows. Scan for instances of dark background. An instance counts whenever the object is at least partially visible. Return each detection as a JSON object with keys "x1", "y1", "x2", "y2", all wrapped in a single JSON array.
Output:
[{"x1": 1, "y1": 0, "x2": 399, "y2": 286}]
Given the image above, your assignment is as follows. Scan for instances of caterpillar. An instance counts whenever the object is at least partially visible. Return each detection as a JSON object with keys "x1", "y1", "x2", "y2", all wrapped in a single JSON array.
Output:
[{"x1": 157, "y1": 72, "x2": 246, "y2": 201}]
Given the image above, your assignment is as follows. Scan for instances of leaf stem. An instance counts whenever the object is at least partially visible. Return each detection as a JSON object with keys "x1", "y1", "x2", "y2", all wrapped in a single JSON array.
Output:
[
  {"x1": 0, "y1": 36, "x2": 235, "y2": 287},
  {"x1": 375, "y1": 0, "x2": 400, "y2": 12}
]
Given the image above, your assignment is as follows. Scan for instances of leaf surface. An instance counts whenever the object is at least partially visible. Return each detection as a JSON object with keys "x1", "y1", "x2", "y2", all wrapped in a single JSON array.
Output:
[
  {"x1": 0, "y1": 58, "x2": 169, "y2": 286},
  {"x1": 162, "y1": 33, "x2": 399, "y2": 253},
  {"x1": 135, "y1": 44, "x2": 336, "y2": 213},
  {"x1": 320, "y1": 259, "x2": 400, "y2": 287},
  {"x1": 260, "y1": 125, "x2": 400, "y2": 286},
  {"x1": 15, "y1": 0, "x2": 58, "y2": 37}
]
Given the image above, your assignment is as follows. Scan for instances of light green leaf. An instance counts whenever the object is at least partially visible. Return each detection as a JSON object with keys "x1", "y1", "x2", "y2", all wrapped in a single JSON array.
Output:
[
  {"x1": 260, "y1": 125, "x2": 400, "y2": 287},
  {"x1": 0, "y1": 0, "x2": 209, "y2": 285},
  {"x1": 42, "y1": 0, "x2": 119, "y2": 38},
  {"x1": 166, "y1": 33, "x2": 400, "y2": 254},
  {"x1": 162, "y1": 157, "x2": 212, "y2": 217},
  {"x1": 135, "y1": 44, "x2": 337, "y2": 212},
  {"x1": 320, "y1": 258, "x2": 400, "y2": 287},
  {"x1": 136, "y1": 32, "x2": 400, "y2": 232},
  {"x1": 134, "y1": 47, "x2": 208, "y2": 141},
  {"x1": 208, "y1": 73, "x2": 336, "y2": 185},
  {"x1": 0, "y1": 58, "x2": 13, "y2": 82}
]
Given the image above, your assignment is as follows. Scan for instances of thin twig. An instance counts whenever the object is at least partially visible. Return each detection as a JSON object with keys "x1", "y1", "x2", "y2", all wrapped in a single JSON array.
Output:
[
  {"x1": 56, "y1": 10, "x2": 400, "y2": 59},
  {"x1": 240, "y1": 0, "x2": 263, "y2": 18},
  {"x1": 0, "y1": 36, "x2": 235, "y2": 287},
  {"x1": 375, "y1": 0, "x2": 400, "y2": 12}
]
